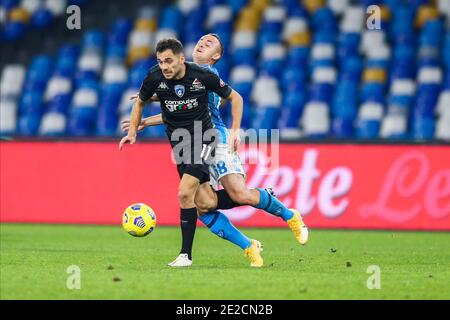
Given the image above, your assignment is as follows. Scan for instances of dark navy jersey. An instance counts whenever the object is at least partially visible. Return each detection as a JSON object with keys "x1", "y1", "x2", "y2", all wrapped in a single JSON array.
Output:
[{"x1": 138, "y1": 62, "x2": 232, "y2": 138}]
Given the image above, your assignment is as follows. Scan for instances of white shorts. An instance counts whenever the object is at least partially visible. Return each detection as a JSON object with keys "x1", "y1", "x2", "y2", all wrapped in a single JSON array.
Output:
[{"x1": 209, "y1": 143, "x2": 246, "y2": 189}]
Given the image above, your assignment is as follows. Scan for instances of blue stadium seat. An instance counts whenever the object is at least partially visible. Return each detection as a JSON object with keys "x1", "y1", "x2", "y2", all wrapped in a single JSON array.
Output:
[
  {"x1": 356, "y1": 119, "x2": 380, "y2": 139},
  {"x1": 48, "y1": 94, "x2": 72, "y2": 114},
  {"x1": 3, "y1": 21, "x2": 26, "y2": 41},
  {"x1": 332, "y1": 117, "x2": 354, "y2": 138},
  {"x1": 279, "y1": 91, "x2": 307, "y2": 129},
  {"x1": 82, "y1": 30, "x2": 105, "y2": 51},
  {"x1": 412, "y1": 117, "x2": 435, "y2": 140},
  {"x1": 252, "y1": 107, "x2": 280, "y2": 130},
  {"x1": 31, "y1": 8, "x2": 54, "y2": 28}
]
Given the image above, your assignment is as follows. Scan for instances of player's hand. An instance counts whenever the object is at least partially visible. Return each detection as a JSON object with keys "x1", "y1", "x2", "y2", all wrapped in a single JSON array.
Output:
[
  {"x1": 129, "y1": 92, "x2": 139, "y2": 101},
  {"x1": 228, "y1": 130, "x2": 241, "y2": 154},
  {"x1": 119, "y1": 134, "x2": 137, "y2": 151},
  {"x1": 121, "y1": 119, "x2": 145, "y2": 132}
]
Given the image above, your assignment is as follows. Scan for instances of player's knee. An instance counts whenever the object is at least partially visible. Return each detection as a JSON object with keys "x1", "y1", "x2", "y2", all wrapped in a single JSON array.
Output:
[
  {"x1": 178, "y1": 188, "x2": 194, "y2": 206},
  {"x1": 194, "y1": 195, "x2": 214, "y2": 214}
]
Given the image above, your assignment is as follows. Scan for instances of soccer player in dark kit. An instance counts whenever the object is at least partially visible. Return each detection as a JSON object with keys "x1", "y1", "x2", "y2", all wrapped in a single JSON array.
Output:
[{"x1": 119, "y1": 38, "x2": 265, "y2": 266}]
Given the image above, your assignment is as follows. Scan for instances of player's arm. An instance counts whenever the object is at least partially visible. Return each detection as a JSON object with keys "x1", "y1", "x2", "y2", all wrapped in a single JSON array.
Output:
[
  {"x1": 226, "y1": 89, "x2": 243, "y2": 152},
  {"x1": 119, "y1": 97, "x2": 145, "y2": 150},
  {"x1": 203, "y1": 71, "x2": 242, "y2": 152},
  {"x1": 129, "y1": 92, "x2": 160, "y2": 103},
  {"x1": 119, "y1": 71, "x2": 157, "y2": 150},
  {"x1": 121, "y1": 113, "x2": 163, "y2": 132}
]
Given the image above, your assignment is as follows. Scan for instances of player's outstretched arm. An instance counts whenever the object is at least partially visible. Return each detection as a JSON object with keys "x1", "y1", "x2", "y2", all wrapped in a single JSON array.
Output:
[
  {"x1": 119, "y1": 97, "x2": 145, "y2": 150},
  {"x1": 129, "y1": 92, "x2": 160, "y2": 103},
  {"x1": 227, "y1": 89, "x2": 244, "y2": 153},
  {"x1": 121, "y1": 114, "x2": 163, "y2": 132}
]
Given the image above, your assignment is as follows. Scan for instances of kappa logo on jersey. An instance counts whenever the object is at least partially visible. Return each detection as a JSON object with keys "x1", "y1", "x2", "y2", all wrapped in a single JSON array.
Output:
[
  {"x1": 164, "y1": 98, "x2": 199, "y2": 112},
  {"x1": 219, "y1": 79, "x2": 226, "y2": 87},
  {"x1": 174, "y1": 85, "x2": 185, "y2": 97},
  {"x1": 190, "y1": 78, "x2": 205, "y2": 91},
  {"x1": 158, "y1": 82, "x2": 169, "y2": 90}
]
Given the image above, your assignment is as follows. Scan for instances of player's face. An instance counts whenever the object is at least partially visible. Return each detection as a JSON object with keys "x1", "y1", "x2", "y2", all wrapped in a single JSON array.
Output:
[
  {"x1": 192, "y1": 35, "x2": 222, "y2": 64},
  {"x1": 156, "y1": 49, "x2": 185, "y2": 80}
]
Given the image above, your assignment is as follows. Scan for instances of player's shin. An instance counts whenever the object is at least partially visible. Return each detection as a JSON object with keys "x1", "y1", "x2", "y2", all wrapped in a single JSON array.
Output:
[
  {"x1": 180, "y1": 208, "x2": 198, "y2": 260},
  {"x1": 198, "y1": 211, "x2": 251, "y2": 250},
  {"x1": 255, "y1": 188, "x2": 294, "y2": 221}
]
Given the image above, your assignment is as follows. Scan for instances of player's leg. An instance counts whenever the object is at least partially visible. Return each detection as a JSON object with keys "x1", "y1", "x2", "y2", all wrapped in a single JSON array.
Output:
[
  {"x1": 168, "y1": 171, "x2": 201, "y2": 267},
  {"x1": 194, "y1": 182, "x2": 263, "y2": 267},
  {"x1": 219, "y1": 173, "x2": 308, "y2": 244}
]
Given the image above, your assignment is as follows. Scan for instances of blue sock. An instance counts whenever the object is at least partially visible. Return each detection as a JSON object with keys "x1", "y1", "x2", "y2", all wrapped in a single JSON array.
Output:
[
  {"x1": 256, "y1": 188, "x2": 294, "y2": 221},
  {"x1": 199, "y1": 211, "x2": 251, "y2": 250}
]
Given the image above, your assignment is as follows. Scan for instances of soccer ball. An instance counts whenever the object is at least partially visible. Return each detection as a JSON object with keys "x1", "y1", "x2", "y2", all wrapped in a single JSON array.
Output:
[{"x1": 122, "y1": 203, "x2": 157, "y2": 237}]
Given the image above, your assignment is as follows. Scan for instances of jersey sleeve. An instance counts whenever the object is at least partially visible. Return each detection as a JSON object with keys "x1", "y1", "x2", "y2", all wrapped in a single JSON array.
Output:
[
  {"x1": 202, "y1": 70, "x2": 232, "y2": 99},
  {"x1": 138, "y1": 71, "x2": 158, "y2": 102}
]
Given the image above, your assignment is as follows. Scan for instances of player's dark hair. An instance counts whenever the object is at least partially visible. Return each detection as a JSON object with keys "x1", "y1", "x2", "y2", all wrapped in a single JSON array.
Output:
[{"x1": 155, "y1": 38, "x2": 184, "y2": 55}]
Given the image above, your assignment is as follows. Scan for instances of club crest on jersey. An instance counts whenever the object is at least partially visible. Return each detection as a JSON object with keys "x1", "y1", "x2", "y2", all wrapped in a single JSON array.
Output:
[{"x1": 174, "y1": 85, "x2": 185, "y2": 97}]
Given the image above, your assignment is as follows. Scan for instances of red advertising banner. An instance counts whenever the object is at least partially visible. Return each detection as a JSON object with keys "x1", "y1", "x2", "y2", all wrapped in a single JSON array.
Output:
[{"x1": 1, "y1": 141, "x2": 449, "y2": 230}]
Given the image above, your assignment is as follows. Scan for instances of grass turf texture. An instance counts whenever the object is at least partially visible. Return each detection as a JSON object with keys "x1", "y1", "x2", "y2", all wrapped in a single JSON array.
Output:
[{"x1": 1, "y1": 224, "x2": 449, "y2": 300}]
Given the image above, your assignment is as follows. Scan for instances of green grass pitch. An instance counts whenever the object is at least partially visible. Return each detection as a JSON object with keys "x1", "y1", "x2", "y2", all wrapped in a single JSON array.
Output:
[{"x1": 1, "y1": 224, "x2": 449, "y2": 300}]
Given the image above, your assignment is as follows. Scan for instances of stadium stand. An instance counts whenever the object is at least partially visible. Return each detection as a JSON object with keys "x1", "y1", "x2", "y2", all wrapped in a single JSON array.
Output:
[{"x1": 1, "y1": 0, "x2": 449, "y2": 141}]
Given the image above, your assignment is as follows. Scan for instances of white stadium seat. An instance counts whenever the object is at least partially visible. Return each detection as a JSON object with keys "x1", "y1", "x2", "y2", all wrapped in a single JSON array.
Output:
[
  {"x1": 390, "y1": 79, "x2": 416, "y2": 96},
  {"x1": 232, "y1": 31, "x2": 257, "y2": 50},
  {"x1": 358, "y1": 102, "x2": 384, "y2": 121},
  {"x1": 21, "y1": 0, "x2": 41, "y2": 14},
  {"x1": 251, "y1": 76, "x2": 281, "y2": 107},
  {"x1": 1, "y1": 65, "x2": 26, "y2": 97},
  {"x1": 417, "y1": 67, "x2": 443, "y2": 84},
  {"x1": 102, "y1": 64, "x2": 128, "y2": 84},
  {"x1": 45, "y1": 0, "x2": 68, "y2": 16},
  {"x1": 230, "y1": 65, "x2": 256, "y2": 83},
  {"x1": 39, "y1": 112, "x2": 67, "y2": 135},
  {"x1": 328, "y1": 0, "x2": 350, "y2": 15},
  {"x1": 436, "y1": 91, "x2": 450, "y2": 117},
  {"x1": 78, "y1": 52, "x2": 103, "y2": 73},
  {"x1": 129, "y1": 30, "x2": 153, "y2": 49},
  {"x1": 177, "y1": 0, "x2": 200, "y2": 15},
  {"x1": 263, "y1": 5, "x2": 287, "y2": 22},
  {"x1": 261, "y1": 44, "x2": 286, "y2": 61},
  {"x1": 282, "y1": 17, "x2": 308, "y2": 40},
  {"x1": 73, "y1": 88, "x2": 98, "y2": 107},
  {"x1": 340, "y1": 6, "x2": 365, "y2": 32},
  {"x1": 312, "y1": 67, "x2": 337, "y2": 84},
  {"x1": 380, "y1": 114, "x2": 407, "y2": 138},
  {"x1": 207, "y1": 5, "x2": 232, "y2": 28},
  {"x1": 154, "y1": 28, "x2": 178, "y2": 45},
  {"x1": 0, "y1": 98, "x2": 18, "y2": 134},
  {"x1": 435, "y1": 115, "x2": 450, "y2": 141},
  {"x1": 311, "y1": 43, "x2": 335, "y2": 60},
  {"x1": 45, "y1": 76, "x2": 72, "y2": 101},
  {"x1": 300, "y1": 102, "x2": 330, "y2": 135}
]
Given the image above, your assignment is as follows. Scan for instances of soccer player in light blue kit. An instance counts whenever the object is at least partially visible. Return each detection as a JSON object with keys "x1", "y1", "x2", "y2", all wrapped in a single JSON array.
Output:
[{"x1": 123, "y1": 34, "x2": 308, "y2": 267}]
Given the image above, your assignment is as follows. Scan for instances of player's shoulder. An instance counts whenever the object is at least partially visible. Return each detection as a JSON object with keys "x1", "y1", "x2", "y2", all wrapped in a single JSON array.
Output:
[
  {"x1": 145, "y1": 64, "x2": 163, "y2": 80},
  {"x1": 187, "y1": 62, "x2": 218, "y2": 77}
]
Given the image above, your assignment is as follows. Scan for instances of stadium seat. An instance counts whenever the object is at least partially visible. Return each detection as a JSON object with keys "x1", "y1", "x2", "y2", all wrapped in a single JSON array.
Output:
[
  {"x1": 300, "y1": 101, "x2": 330, "y2": 137},
  {"x1": 1, "y1": 0, "x2": 449, "y2": 142}
]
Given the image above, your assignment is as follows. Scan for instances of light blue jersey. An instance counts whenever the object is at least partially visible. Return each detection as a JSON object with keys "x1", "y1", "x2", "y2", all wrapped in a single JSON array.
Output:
[{"x1": 201, "y1": 64, "x2": 228, "y2": 144}]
